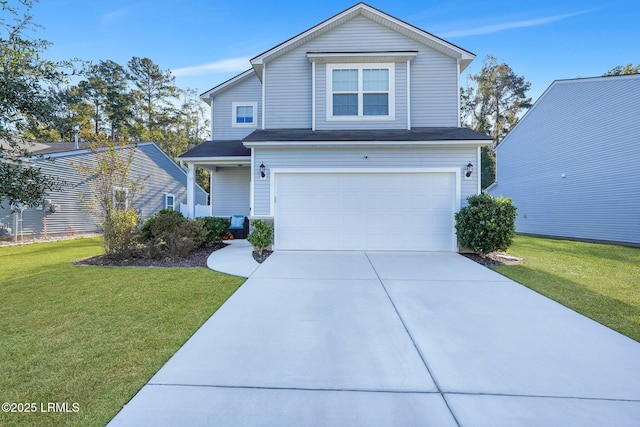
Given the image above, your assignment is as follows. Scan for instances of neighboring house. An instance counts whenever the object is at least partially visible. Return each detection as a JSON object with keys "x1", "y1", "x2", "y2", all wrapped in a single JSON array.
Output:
[
  {"x1": 488, "y1": 74, "x2": 640, "y2": 246},
  {"x1": 0, "y1": 142, "x2": 207, "y2": 240},
  {"x1": 179, "y1": 2, "x2": 491, "y2": 251}
]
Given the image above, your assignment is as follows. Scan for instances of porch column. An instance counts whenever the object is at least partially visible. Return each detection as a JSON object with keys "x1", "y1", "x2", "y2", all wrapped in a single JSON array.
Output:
[
  {"x1": 209, "y1": 168, "x2": 215, "y2": 216},
  {"x1": 186, "y1": 163, "x2": 195, "y2": 219}
]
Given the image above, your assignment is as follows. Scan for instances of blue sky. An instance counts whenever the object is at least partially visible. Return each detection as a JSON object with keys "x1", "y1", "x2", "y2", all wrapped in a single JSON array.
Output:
[{"x1": 30, "y1": 0, "x2": 639, "y2": 103}]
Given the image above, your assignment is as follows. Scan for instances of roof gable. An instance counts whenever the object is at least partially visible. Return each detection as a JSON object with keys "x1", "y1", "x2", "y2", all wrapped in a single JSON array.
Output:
[
  {"x1": 199, "y1": 69, "x2": 256, "y2": 102},
  {"x1": 250, "y1": 2, "x2": 474, "y2": 77}
]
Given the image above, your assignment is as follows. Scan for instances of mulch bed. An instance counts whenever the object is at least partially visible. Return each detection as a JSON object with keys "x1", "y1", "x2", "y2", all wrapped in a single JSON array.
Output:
[
  {"x1": 77, "y1": 242, "x2": 275, "y2": 267},
  {"x1": 462, "y1": 252, "x2": 523, "y2": 268},
  {"x1": 252, "y1": 250, "x2": 273, "y2": 264},
  {"x1": 76, "y1": 242, "x2": 227, "y2": 268}
]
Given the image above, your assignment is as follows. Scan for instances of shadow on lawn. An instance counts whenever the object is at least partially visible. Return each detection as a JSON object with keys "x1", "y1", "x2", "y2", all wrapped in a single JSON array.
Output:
[{"x1": 496, "y1": 265, "x2": 640, "y2": 343}]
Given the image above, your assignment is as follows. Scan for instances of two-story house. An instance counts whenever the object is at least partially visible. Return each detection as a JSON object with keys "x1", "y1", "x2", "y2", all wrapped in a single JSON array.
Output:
[{"x1": 179, "y1": 2, "x2": 491, "y2": 251}]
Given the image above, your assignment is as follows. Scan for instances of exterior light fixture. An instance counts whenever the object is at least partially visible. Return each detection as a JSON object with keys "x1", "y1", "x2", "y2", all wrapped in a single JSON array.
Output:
[
  {"x1": 259, "y1": 163, "x2": 266, "y2": 179},
  {"x1": 465, "y1": 162, "x2": 473, "y2": 178}
]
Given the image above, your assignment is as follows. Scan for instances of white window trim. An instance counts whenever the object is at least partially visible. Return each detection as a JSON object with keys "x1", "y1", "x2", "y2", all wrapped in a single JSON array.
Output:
[
  {"x1": 232, "y1": 102, "x2": 258, "y2": 128},
  {"x1": 326, "y1": 63, "x2": 395, "y2": 121},
  {"x1": 165, "y1": 193, "x2": 175, "y2": 210},
  {"x1": 113, "y1": 187, "x2": 130, "y2": 210}
]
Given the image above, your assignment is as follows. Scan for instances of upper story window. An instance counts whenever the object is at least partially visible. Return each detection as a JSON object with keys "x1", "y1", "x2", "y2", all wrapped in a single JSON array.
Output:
[
  {"x1": 327, "y1": 63, "x2": 395, "y2": 120},
  {"x1": 232, "y1": 102, "x2": 258, "y2": 128}
]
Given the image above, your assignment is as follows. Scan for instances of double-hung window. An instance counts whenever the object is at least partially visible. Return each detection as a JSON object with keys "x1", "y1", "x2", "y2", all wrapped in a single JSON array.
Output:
[
  {"x1": 328, "y1": 63, "x2": 394, "y2": 120},
  {"x1": 232, "y1": 102, "x2": 258, "y2": 128}
]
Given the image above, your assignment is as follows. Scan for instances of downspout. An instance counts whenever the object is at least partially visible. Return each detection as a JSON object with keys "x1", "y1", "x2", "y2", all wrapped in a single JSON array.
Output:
[
  {"x1": 406, "y1": 59, "x2": 411, "y2": 130},
  {"x1": 311, "y1": 61, "x2": 316, "y2": 131},
  {"x1": 262, "y1": 64, "x2": 266, "y2": 130},
  {"x1": 457, "y1": 57, "x2": 461, "y2": 128},
  {"x1": 209, "y1": 94, "x2": 215, "y2": 139},
  {"x1": 250, "y1": 147, "x2": 255, "y2": 216},
  {"x1": 477, "y1": 146, "x2": 482, "y2": 194}
]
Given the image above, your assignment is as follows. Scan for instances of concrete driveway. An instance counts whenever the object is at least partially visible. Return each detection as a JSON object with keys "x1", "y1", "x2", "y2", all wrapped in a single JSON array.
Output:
[{"x1": 109, "y1": 251, "x2": 640, "y2": 426}]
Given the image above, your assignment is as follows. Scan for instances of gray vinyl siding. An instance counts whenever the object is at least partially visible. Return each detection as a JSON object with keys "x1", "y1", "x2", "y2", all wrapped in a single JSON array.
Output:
[
  {"x1": 265, "y1": 15, "x2": 459, "y2": 130},
  {"x1": 410, "y1": 50, "x2": 458, "y2": 127},
  {"x1": 253, "y1": 146, "x2": 478, "y2": 216},
  {"x1": 489, "y1": 75, "x2": 640, "y2": 245},
  {"x1": 211, "y1": 167, "x2": 251, "y2": 217},
  {"x1": 0, "y1": 143, "x2": 206, "y2": 238},
  {"x1": 212, "y1": 73, "x2": 262, "y2": 140}
]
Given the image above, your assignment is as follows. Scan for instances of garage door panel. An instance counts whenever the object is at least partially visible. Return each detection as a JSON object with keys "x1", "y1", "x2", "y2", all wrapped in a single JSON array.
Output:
[{"x1": 275, "y1": 172, "x2": 456, "y2": 251}]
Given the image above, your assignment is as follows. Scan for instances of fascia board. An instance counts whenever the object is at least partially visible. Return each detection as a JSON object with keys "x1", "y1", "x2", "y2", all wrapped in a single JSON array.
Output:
[{"x1": 243, "y1": 140, "x2": 492, "y2": 148}]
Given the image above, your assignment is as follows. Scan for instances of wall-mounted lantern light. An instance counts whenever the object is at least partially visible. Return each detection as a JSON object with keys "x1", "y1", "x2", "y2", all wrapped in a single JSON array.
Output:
[
  {"x1": 259, "y1": 163, "x2": 266, "y2": 180},
  {"x1": 465, "y1": 162, "x2": 473, "y2": 178}
]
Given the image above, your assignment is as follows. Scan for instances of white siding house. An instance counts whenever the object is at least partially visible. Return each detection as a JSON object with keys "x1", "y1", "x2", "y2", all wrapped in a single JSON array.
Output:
[
  {"x1": 179, "y1": 2, "x2": 491, "y2": 251},
  {"x1": 488, "y1": 74, "x2": 640, "y2": 246}
]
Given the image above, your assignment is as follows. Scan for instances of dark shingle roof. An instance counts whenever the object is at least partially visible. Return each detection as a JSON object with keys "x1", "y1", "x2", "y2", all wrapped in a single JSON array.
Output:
[
  {"x1": 243, "y1": 127, "x2": 491, "y2": 142},
  {"x1": 30, "y1": 142, "x2": 93, "y2": 155},
  {"x1": 178, "y1": 140, "x2": 251, "y2": 159}
]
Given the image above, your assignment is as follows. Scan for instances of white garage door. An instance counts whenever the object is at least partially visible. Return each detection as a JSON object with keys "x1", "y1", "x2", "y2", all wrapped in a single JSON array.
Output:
[{"x1": 274, "y1": 171, "x2": 457, "y2": 251}]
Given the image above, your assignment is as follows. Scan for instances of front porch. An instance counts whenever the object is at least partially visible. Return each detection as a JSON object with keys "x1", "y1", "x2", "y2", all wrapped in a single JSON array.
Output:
[{"x1": 178, "y1": 140, "x2": 252, "y2": 219}]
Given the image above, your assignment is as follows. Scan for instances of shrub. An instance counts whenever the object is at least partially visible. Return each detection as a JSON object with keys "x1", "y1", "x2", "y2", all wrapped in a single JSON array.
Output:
[
  {"x1": 103, "y1": 208, "x2": 140, "y2": 259},
  {"x1": 139, "y1": 209, "x2": 181, "y2": 241},
  {"x1": 140, "y1": 209, "x2": 207, "y2": 258},
  {"x1": 200, "y1": 216, "x2": 231, "y2": 243},
  {"x1": 247, "y1": 220, "x2": 273, "y2": 255},
  {"x1": 455, "y1": 193, "x2": 517, "y2": 256}
]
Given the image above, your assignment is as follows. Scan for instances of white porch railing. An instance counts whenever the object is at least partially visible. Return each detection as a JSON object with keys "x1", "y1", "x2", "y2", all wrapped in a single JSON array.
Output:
[{"x1": 179, "y1": 203, "x2": 212, "y2": 218}]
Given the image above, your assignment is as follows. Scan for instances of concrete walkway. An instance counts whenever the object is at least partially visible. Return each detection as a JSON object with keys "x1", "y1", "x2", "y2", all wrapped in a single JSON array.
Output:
[
  {"x1": 109, "y1": 251, "x2": 640, "y2": 426},
  {"x1": 206, "y1": 239, "x2": 259, "y2": 277}
]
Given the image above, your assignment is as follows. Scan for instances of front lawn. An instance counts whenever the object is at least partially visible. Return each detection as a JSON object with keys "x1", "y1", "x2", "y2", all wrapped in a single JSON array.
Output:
[
  {"x1": 0, "y1": 238, "x2": 244, "y2": 427},
  {"x1": 495, "y1": 235, "x2": 640, "y2": 342}
]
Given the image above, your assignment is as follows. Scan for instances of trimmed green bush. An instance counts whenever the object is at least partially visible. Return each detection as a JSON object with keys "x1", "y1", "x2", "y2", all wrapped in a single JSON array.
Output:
[
  {"x1": 455, "y1": 193, "x2": 517, "y2": 255},
  {"x1": 200, "y1": 216, "x2": 231, "y2": 242},
  {"x1": 247, "y1": 220, "x2": 273, "y2": 255},
  {"x1": 139, "y1": 209, "x2": 207, "y2": 258}
]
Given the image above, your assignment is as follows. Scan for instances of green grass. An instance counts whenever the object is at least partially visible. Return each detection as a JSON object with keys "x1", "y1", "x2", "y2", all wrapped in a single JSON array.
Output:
[
  {"x1": 495, "y1": 235, "x2": 640, "y2": 342},
  {"x1": 0, "y1": 238, "x2": 244, "y2": 427}
]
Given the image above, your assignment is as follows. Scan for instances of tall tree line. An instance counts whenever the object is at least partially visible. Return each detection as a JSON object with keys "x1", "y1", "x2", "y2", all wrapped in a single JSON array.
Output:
[{"x1": 34, "y1": 56, "x2": 209, "y2": 160}]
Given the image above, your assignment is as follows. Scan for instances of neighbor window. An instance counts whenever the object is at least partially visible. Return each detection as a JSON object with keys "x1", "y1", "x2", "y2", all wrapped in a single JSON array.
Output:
[
  {"x1": 328, "y1": 63, "x2": 394, "y2": 119},
  {"x1": 165, "y1": 193, "x2": 175, "y2": 210},
  {"x1": 113, "y1": 187, "x2": 129, "y2": 210},
  {"x1": 232, "y1": 102, "x2": 258, "y2": 127}
]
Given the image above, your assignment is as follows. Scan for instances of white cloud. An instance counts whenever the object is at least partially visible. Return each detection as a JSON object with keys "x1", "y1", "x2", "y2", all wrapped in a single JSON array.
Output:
[
  {"x1": 439, "y1": 9, "x2": 597, "y2": 38},
  {"x1": 172, "y1": 57, "x2": 253, "y2": 77},
  {"x1": 101, "y1": 7, "x2": 131, "y2": 25}
]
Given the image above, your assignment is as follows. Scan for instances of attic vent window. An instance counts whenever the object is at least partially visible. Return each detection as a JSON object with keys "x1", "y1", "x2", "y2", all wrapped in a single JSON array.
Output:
[{"x1": 327, "y1": 63, "x2": 395, "y2": 121}]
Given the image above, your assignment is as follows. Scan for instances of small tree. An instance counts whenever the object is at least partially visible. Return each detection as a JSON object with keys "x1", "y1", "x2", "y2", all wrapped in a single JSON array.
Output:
[
  {"x1": 455, "y1": 193, "x2": 517, "y2": 256},
  {"x1": 247, "y1": 220, "x2": 273, "y2": 255},
  {"x1": 72, "y1": 140, "x2": 146, "y2": 257}
]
